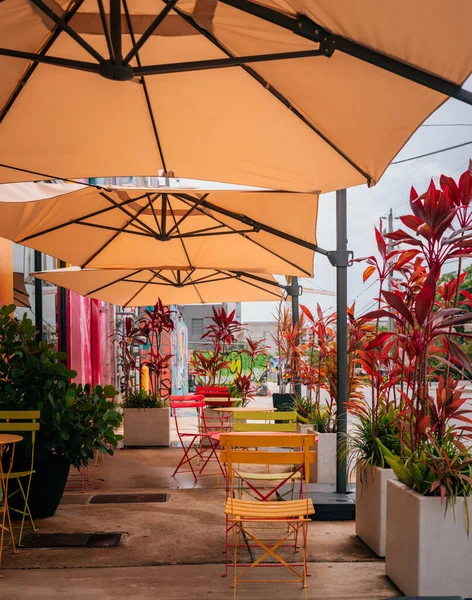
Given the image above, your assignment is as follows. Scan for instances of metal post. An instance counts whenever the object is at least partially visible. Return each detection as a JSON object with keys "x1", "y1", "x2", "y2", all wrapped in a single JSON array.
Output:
[
  {"x1": 59, "y1": 260, "x2": 67, "y2": 354},
  {"x1": 336, "y1": 189, "x2": 348, "y2": 494},
  {"x1": 34, "y1": 250, "x2": 43, "y2": 342},
  {"x1": 290, "y1": 276, "x2": 302, "y2": 398}
]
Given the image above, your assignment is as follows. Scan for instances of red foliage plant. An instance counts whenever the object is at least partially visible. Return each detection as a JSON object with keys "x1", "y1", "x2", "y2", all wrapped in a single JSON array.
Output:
[{"x1": 358, "y1": 165, "x2": 472, "y2": 454}]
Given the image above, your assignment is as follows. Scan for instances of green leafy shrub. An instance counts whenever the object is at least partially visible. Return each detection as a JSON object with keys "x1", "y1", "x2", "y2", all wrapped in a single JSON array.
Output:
[{"x1": 0, "y1": 305, "x2": 122, "y2": 468}]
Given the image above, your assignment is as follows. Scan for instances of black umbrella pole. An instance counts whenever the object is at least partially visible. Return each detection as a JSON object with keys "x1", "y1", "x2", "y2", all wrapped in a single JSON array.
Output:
[
  {"x1": 336, "y1": 189, "x2": 348, "y2": 494},
  {"x1": 34, "y1": 250, "x2": 43, "y2": 342},
  {"x1": 291, "y1": 276, "x2": 302, "y2": 398},
  {"x1": 59, "y1": 260, "x2": 67, "y2": 355}
]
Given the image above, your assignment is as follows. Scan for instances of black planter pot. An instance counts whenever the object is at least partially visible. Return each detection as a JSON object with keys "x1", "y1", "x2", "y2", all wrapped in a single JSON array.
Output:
[
  {"x1": 272, "y1": 393, "x2": 295, "y2": 411},
  {"x1": 9, "y1": 453, "x2": 70, "y2": 519}
]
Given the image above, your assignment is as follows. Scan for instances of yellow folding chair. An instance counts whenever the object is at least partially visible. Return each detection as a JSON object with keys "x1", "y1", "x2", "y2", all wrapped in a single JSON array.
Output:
[
  {"x1": 0, "y1": 411, "x2": 40, "y2": 545},
  {"x1": 232, "y1": 411, "x2": 300, "y2": 499},
  {"x1": 221, "y1": 433, "x2": 315, "y2": 595}
]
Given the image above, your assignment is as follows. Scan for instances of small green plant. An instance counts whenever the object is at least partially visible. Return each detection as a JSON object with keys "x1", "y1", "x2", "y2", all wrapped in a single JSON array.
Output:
[
  {"x1": 121, "y1": 389, "x2": 167, "y2": 409},
  {"x1": 345, "y1": 399, "x2": 400, "y2": 470},
  {"x1": 294, "y1": 395, "x2": 335, "y2": 433}
]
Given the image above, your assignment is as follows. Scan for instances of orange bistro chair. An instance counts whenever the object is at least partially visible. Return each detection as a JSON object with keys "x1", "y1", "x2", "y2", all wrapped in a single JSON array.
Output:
[{"x1": 220, "y1": 433, "x2": 315, "y2": 595}]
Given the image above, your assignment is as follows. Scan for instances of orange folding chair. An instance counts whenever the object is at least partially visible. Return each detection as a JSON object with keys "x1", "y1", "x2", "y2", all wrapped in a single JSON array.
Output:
[
  {"x1": 220, "y1": 433, "x2": 315, "y2": 594},
  {"x1": 171, "y1": 400, "x2": 225, "y2": 481}
]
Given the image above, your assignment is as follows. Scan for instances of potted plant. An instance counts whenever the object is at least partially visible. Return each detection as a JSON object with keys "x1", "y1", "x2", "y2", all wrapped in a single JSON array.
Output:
[
  {"x1": 295, "y1": 304, "x2": 366, "y2": 484},
  {"x1": 365, "y1": 168, "x2": 472, "y2": 595},
  {"x1": 122, "y1": 390, "x2": 170, "y2": 447},
  {"x1": 121, "y1": 299, "x2": 175, "y2": 447},
  {"x1": 0, "y1": 306, "x2": 122, "y2": 518}
]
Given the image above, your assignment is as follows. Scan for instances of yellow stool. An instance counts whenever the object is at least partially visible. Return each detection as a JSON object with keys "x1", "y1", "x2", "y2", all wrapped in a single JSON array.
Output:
[{"x1": 0, "y1": 433, "x2": 23, "y2": 566}]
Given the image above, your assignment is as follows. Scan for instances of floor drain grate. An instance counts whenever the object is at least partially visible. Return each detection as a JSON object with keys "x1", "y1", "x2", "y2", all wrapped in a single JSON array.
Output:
[
  {"x1": 88, "y1": 493, "x2": 170, "y2": 504},
  {"x1": 21, "y1": 532, "x2": 124, "y2": 548}
]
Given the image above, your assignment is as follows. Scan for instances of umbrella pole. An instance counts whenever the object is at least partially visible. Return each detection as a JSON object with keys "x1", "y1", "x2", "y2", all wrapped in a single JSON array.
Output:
[
  {"x1": 290, "y1": 277, "x2": 302, "y2": 399},
  {"x1": 34, "y1": 250, "x2": 43, "y2": 342},
  {"x1": 335, "y1": 189, "x2": 348, "y2": 495}
]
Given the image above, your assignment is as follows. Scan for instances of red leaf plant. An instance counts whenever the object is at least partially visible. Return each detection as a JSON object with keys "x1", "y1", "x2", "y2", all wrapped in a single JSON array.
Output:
[{"x1": 354, "y1": 165, "x2": 472, "y2": 498}]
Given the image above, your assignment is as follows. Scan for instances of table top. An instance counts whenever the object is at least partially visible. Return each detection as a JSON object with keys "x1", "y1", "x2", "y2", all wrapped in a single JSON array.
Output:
[
  {"x1": 0, "y1": 434, "x2": 23, "y2": 445},
  {"x1": 213, "y1": 407, "x2": 276, "y2": 413}
]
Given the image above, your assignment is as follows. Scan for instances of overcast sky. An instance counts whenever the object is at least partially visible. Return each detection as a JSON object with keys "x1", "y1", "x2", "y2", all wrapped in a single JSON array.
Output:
[{"x1": 241, "y1": 80, "x2": 472, "y2": 323}]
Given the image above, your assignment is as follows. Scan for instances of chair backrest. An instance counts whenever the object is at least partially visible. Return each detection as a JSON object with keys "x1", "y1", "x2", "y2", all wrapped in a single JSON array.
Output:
[
  {"x1": 196, "y1": 386, "x2": 229, "y2": 398},
  {"x1": 220, "y1": 433, "x2": 316, "y2": 485},
  {"x1": 0, "y1": 411, "x2": 40, "y2": 434},
  {"x1": 196, "y1": 386, "x2": 232, "y2": 407},
  {"x1": 0, "y1": 411, "x2": 41, "y2": 468},
  {"x1": 232, "y1": 410, "x2": 297, "y2": 432},
  {"x1": 170, "y1": 401, "x2": 205, "y2": 437}
]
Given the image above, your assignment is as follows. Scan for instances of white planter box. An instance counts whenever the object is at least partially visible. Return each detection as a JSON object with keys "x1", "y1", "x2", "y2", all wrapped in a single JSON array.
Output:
[
  {"x1": 356, "y1": 465, "x2": 396, "y2": 557},
  {"x1": 297, "y1": 424, "x2": 336, "y2": 484},
  {"x1": 386, "y1": 478, "x2": 472, "y2": 597},
  {"x1": 123, "y1": 408, "x2": 170, "y2": 447}
]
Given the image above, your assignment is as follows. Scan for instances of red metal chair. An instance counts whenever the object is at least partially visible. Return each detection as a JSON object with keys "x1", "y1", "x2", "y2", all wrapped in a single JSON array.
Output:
[
  {"x1": 170, "y1": 399, "x2": 225, "y2": 482},
  {"x1": 196, "y1": 386, "x2": 232, "y2": 407}
]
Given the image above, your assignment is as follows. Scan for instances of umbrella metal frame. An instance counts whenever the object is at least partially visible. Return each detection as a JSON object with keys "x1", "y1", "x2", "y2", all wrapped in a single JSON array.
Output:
[
  {"x1": 3, "y1": 0, "x2": 469, "y2": 498},
  {"x1": 18, "y1": 188, "x2": 321, "y2": 275}
]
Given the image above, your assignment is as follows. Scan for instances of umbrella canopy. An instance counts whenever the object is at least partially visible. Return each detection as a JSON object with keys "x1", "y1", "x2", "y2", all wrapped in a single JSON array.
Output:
[
  {"x1": 0, "y1": 181, "x2": 318, "y2": 275},
  {"x1": 1, "y1": 1, "x2": 471, "y2": 192},
  {"x1": 33, "y1": 266, "x2": 285, "y2": 306}
]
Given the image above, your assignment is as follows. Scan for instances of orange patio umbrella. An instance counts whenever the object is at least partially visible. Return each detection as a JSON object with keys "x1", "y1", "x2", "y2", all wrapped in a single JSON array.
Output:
[
  {"x1": 0, "y1": 1, "x2": 471, "y2": 191},
  {"x1": 0, "y1": 181, "x2": 318, "y2": 275},
  {"x1": 32, "y1": 266, "x2": 285, "y2": 306}
]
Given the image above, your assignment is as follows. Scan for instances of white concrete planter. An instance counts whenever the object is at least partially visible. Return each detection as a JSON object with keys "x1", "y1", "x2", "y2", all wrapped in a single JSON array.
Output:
[
  {"x1": 297, "y1": 424, "x2": 336, "y2": 484},
  {"x1": 355, "y1": 465, "x2": 396, "y2": 557},
  {"x1": 386, "y1": 478, "x2": 472, "y2": 597},
  {"x1": 123, "y1": 407, "x2": 170, "y2": 447}
]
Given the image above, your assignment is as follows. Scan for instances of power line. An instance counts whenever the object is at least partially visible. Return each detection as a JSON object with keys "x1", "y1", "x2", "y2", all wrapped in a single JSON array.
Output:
[
  {"x1": 421, "y1": 123, "x2": 472, "y2": 127},
  {"x1": 392, "y1": 140, "x2": 472, "y2": 165}
]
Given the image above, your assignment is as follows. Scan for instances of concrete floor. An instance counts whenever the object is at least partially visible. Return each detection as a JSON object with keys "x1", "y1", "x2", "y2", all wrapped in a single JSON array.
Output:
[{"x1": 0, "y1": 398, "x2": 401, "y2": 599}]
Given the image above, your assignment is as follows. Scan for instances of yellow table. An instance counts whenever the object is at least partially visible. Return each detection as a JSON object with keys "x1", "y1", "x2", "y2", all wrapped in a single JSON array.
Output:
[{"x1": 0, "y1": 433, "x2": 23, "y2": 564}]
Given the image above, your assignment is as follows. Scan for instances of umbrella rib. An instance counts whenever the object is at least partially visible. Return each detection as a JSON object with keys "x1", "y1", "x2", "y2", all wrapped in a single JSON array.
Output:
[
  {"x1": 134, "y1": 49, "x2": 323, "y2": 76},
  {"x1": 0, "y1": 0, "x2": 86, "y2": 124},
  {"x1": 18, "y1": 193, "x2": 154, "y2": 244},
  {"x1": 181, "y1": 268, "x2": 196, "y2": 285},
  {"x1": 164, "y1": 1, "x2": 371, "y2": 184},
  {"x1": 125, "y1": 273, "x2": 158, "y2": 308},
  {"x1": 0, "y1": 49, "x2": 100, "y2": 74},
  {"x1": 165, "y1": 193, "x2": 209, "y2": 236},
  {"x1": 148, "y1": 194, "x2": 162, "y2": 235},
  {"x1": 188, "y1": 272, "x2": 205, "y2": 304},
  {"x1": 123, "y1": 0, "x2": 179, "y2": 64},
  {"x1": 174, "y1": 192, "x2": 312, "y2": 276},
  {"x1": 122, "y1": 0, "x2": 168, "y2": 172},
  {"x1": 29, "y1": 0, "x2": 106, "y2": 64},
  {"x1": 86, "y1": 269, "x2": 143, "y2": 296},
  {"x1": 96, "y1": 0, "x2": 114, "y2": 59},
  {"x1": 174, "y1": 227, "x2": 255, "y2": 239},
  {"x1": 167, "y1": 199, "x2": 193, "y2": 269},
  {"x1": 100, "y1": 191, "x2": 158, "y2": 237},
  {"x1": 81, "y1": 202, "x2": 150, "y2": 268},
  {"x1": 149, "y1": 270, "x2": 176, "y2": 285}
]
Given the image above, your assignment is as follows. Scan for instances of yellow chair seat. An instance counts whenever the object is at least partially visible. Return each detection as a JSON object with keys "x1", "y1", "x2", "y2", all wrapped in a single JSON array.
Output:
[
  {"x1": 235, "y1": 470, "x2": 301, "y2": 481},
  {"x1": 8, "y1": 470, "x2": 34, "y2": 479},
  {"x1": 225, "y1": 497, "x2": 315, "y2": 518}
]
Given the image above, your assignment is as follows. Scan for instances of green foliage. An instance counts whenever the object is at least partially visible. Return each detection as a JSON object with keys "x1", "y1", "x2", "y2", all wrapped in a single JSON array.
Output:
[
  {"x1": 379, "y1": 434, "x2": 472, "y2": 502},
  {"x1": 294, "y1": 396, "x2": 335, "y2": 433},
  {"x1": 346, "y1": 402, "x2": 400, "y2": 469},
  {"x1": 121, "y1": 389, "x2": 167, "y2": 409},
  {"x1": 0, "y1": 306, "x2": 122, "y2": 468}
]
